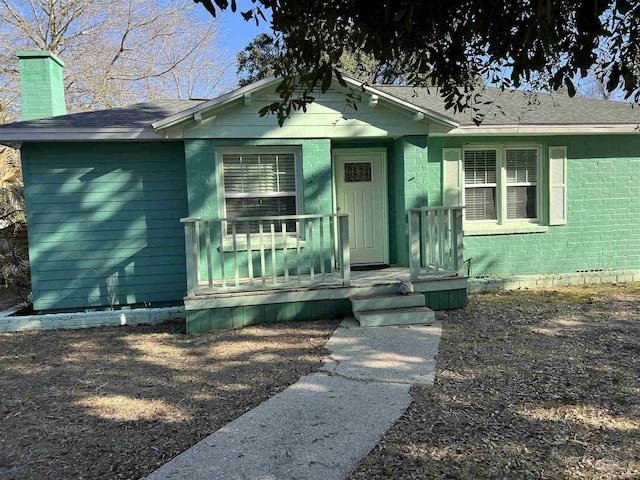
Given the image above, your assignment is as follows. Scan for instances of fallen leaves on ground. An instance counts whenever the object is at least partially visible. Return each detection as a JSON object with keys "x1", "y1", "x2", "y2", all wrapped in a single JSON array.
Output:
[
  {"x1": 0, "y1": 319, "x2": 338, "y2": 479},
  {"x1": 349, "y1": 283, "x2": 640, "y2": 480}
]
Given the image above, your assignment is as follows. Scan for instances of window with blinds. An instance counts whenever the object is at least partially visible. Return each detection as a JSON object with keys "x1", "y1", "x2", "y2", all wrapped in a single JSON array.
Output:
[
  {"x1": 222, "y1": 152, "x2": 298, "y2": 233},
  {"x1": 505, "y1": 148, "x2": 537, "y2": 220},
  {"x1": 464, "y1": 149, "x2": 498, "y2": 221},
  {"x1": 462, "y1": 146, "x2": 539, "y2": 224}
]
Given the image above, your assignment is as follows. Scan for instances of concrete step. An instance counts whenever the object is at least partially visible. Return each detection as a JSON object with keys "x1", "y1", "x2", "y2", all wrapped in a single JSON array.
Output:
[
  {"x1": 354, "y1": 306, "x2": 436, "y2": 327},
  {"x1": 351, "y1": 293, "x2": 426, "y2": 313}
]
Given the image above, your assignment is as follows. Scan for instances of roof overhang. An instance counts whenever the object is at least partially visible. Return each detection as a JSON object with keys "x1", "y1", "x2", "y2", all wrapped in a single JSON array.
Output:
[
  {"x1": 434, "y1": 123, "x2": 640, "y2": 136},
  {"x1": 0, "y1": 127, "x2": 165, "y2": 146},
  {"x1": 151, "y1": 74, "x2": 461, "y2": 131},
  {"x1": 151, "y1": 76, "x2": 282, "y2": 131},
  {"x1": 339, "y1": 76, "x2": 459, "y2": 128}
]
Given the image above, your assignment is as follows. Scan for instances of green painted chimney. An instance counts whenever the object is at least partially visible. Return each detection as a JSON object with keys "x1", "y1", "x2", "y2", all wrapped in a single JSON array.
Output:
[{"x1": 17, "y1": 51, "x2": 67, "y2": 121}]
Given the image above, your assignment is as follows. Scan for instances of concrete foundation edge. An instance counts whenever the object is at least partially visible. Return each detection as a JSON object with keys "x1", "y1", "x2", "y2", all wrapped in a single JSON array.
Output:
[
  {"x1": 0, "y1": 306, "x2": 186, "y2": 333},
  {"x1": 469, "y1": 269, "x2": 640, "y2": 293}
]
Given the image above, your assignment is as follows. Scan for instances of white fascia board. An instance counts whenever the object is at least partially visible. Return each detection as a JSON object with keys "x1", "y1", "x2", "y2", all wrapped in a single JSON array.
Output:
[
  {"x1": 152, "y1": 76, "x2": 282, "y2": 131},
  {"x1": 439, "y1": 124, "x2": 640, "y2": 136},
  {"x1": 0, "y1": 127, "x2": 165, "y2": 144}
]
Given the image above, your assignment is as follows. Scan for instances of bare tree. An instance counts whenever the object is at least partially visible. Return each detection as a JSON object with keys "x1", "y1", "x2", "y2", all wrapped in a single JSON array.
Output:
[
  {"x1": 579, "y1": 72, "x2": 614, "y2": 101},
  {"x1": 0, "y1": 0, "x2": 233, "y2": 120}
]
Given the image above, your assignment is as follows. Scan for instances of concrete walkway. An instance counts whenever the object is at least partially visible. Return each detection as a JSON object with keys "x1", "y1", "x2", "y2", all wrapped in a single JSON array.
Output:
[{"x1": 145, "y1": 318, "x2": 442, "y2": 480}]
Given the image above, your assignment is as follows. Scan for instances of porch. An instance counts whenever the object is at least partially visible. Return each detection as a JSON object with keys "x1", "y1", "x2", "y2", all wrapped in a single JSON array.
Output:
[{"x1": 182, "y1": 207, "x2": 467, "y2": 332}]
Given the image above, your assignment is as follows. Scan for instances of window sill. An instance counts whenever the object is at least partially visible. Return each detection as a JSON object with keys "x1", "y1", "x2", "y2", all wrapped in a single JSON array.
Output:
[
  {"x1": 464, "y1": 223, "x2": 549, "y2": 236},
  {"x1": 221, "y1": 237, "x2": 306, "y2": 252}
]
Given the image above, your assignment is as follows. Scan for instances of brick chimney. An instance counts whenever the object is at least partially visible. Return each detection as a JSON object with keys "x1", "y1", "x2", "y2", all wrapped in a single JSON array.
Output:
[{"x1": 16, "y1": 51, "x2": 67, "y2": 121}]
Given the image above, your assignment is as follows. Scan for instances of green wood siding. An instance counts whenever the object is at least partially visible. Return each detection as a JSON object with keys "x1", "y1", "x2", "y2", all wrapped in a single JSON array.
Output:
[
  {"x1": 428, "y1": 135, "x2": 640, "y2": 277},
  {"x1": 186, "y1": 299, "x2": 351, "y2": 333},
  {"x1": 424, "y1": 288, "x2": 468, "y2": 310},
  {"x1": 22, "y1": 142, "x2": 188, "y2": 311}
]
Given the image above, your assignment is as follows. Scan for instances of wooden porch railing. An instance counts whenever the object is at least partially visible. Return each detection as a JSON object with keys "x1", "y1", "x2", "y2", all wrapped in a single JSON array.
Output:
[
  {"x1": 408, "y1": 207, "x2": 465, "y2": 281},
  {"x1": 181, "y1": 214, "x2": 350, "y2": 295}
]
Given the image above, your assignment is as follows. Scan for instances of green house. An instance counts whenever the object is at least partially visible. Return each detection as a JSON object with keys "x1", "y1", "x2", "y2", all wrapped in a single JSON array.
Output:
[{"x1": 1, "y1": 51, "x2": 639, "y2": 332}]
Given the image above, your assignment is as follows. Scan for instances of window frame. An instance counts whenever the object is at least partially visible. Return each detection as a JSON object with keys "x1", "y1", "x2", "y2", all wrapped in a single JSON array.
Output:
[
  {"x1": 462, "y1": 144, "x2": 542, "y2": 227},
  {"x1": 215, "y1": 146, "x2": 304, "y2": 246}
]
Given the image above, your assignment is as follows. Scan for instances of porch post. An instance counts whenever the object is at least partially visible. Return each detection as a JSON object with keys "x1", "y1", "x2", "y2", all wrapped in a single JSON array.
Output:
[
  {"x1": 339, "y1": 215, "x2": 350, "y2": 285},
  {"x1": 453, "y1": 208, "x2": 465, "y2": 276},
  {"x1": 408, "y1": 210, "x2": 421, "y2": 281},
  {"x1": 183, "y1": 219, "x2": 200, "y2": 296}
]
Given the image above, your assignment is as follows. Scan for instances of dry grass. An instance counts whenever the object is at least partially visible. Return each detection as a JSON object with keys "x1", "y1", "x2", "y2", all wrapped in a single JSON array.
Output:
[
  {"x1": 350, "y1": 283, "x2": 640, "y2": 480},
  {"x1": 0, "y1": 318, "x2": 339, "y2": 479}
]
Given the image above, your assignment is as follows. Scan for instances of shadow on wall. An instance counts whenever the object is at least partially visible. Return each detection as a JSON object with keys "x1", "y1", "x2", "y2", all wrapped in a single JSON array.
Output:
[
  {"x1": 27, "y1": 142, "x2": 188, "y2": 311},
  {"x1": 464, "y1": 253, "x2": 500, "y2": 278}
]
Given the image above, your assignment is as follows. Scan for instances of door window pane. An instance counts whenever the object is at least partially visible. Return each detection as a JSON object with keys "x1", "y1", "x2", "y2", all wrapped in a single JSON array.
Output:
[{"x1": 344, "y1": 162, "x2": 372, "y2": 182}]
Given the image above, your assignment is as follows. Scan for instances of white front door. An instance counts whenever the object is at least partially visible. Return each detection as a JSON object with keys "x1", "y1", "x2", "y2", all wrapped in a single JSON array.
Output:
[{"x1": 334, "y1": 149, "x2": 388, "y2": 265}]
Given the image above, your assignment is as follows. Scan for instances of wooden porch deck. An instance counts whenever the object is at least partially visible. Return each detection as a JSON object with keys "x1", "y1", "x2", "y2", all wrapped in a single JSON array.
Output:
[{"x1": 194, "y1": 266, "x2": 456, "y2": 294}]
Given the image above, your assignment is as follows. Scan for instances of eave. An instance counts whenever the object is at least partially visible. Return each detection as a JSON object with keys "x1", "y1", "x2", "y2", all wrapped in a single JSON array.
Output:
[
  {"x1": 339, "y1": 77, "x2": 459, "y2": 129},
  {"x1": 432, "y1": 123, "x2": 640, "y2": 136},
  {"x1": 0, "y1": 127, "x2": 165, "y2": 147},
  {"x1": 151, "y1": 76, "x2": 281, "y2": 131}
]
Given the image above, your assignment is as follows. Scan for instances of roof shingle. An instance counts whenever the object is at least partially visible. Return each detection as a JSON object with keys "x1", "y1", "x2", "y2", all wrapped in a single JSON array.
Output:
[
  {"x1": 374, "y1": 85, "x2": 640, "y2": 126},
  {"x1": 0, "y1": 99, "x2": 204, "y2": 129},
  {"x1": 1, "y1": 85, "x2": 639, "y2": 132}
]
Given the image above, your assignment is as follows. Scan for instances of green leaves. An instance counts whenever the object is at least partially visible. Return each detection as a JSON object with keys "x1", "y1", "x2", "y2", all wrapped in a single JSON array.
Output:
[
  {"x1": 565, "y1": 77, "x2": 576, "y2": 98},
  {"x1": 321, "y1": 70, "x2": 332, "y2": 93},
  {"x1": 211, "y1": 1, "x2": 640, "y2": 125}
]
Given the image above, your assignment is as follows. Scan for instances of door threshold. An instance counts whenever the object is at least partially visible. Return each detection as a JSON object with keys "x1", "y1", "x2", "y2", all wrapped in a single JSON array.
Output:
[{"x1": 351, "y1": 264, "x2": 390, "y2": 272}]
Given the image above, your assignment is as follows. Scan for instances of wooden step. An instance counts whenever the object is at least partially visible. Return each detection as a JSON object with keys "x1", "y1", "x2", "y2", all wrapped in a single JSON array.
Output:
[
  {"x1": 350, "y1": 293, "x2": 426, "y2": 313},
  {"x1": 354, "y1": 306, "x2": 436, "y2": 327}
]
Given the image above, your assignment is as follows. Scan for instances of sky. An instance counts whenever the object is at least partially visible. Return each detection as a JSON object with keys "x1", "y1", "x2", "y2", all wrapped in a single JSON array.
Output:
[
  {"x1": 188, "y1": 0, "x2": 272, "y2": 94},
  {"x1": 207, "y1": 0, "x2": 272, "y2": 76}
]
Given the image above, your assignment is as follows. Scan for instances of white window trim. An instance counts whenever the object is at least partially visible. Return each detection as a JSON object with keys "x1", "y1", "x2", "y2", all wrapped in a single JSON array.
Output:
[
  {"x1": 462, "y1": 144, "x2": 542, "y2": 233},
  {"x1": 215, "y1": 146, "x2": 305, "y2": 251}
]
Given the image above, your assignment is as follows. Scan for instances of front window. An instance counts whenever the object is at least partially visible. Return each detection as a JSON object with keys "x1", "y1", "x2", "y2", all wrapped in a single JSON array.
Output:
[
  {"x1": 464, "y1": 149, "x2": 497, "y2": 221},
  {"x1": 505, "y1": 148, "x2": 537, "y2": 220},
  {"x1": 463, "y1": 146, "x2": 539, "y2": 224},
  {"x1": 221, "y1": 149, "x2": 299, "y2": 234}
]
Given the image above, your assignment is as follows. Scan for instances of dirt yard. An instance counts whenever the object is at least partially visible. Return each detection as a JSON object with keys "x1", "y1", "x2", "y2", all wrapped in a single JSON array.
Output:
[
  {"x1": 0, "y1": 319, "x2": 339, "y2": 479},
  {"x1": 350, "y1": 283, "x2": 640, "y2": 479}
]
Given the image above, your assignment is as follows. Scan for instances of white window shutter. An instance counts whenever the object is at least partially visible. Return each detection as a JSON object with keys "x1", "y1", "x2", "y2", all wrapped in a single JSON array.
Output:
[
  {"x1": 549, "y1": 146, "x2": 567, "y2": 225},
  {"x1": 442, "y1": 148, "x2": 462, "y2": 206}
]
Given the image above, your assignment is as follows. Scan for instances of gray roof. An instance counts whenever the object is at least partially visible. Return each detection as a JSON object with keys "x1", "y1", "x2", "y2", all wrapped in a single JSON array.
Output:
[
  {"x1": 0, "y1": 99, "x2": 204, "y2": 129},
  {"x1": 375, "y1": 85, "x2": 640, "y2": 126},
  {"x1": 1, "y1": 85, "x2": 639, "y2": 133}
]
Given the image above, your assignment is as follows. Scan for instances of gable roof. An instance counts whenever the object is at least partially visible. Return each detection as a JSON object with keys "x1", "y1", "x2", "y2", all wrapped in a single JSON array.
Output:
[
  {"x1": 1, "y1": 77, "x2": 640, "y2": 144},
  {"x1": 150, "y1": 75, "x2": 460, "y2": 130}
]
